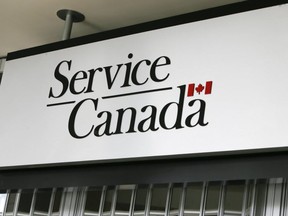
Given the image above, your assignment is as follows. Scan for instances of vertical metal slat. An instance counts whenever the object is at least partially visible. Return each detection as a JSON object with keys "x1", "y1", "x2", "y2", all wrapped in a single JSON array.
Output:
[
  {"x1": 165, "y1": 183, "x2": 173, "y2": 216},
  {"x1": 111, "y1": 186, "x2": 118, "y2": 216},
  {"x1": 284, "y1": 179, "x2": 288, "y2": 216},
  {"x1": 12, "y1": 190, "x2": 21, "y2": 216},
  {"x1": 218, "y1": 181, "x2": 226, "y2": 216},
  {"x1": 144, "y1": 184, "x2": 153, "y2": 216},
  {"x1": 99, "y1": 186, "x2": 107, "y2": 216},
  {"x1": 48, "y1": 188, "x2": 57, "y2": 216},
  {"x1": 74, "y1": 187, "x2": 87, "y2": 216},
  {"x1": 249, "y1": 180, "x2": 257, "y2": 216},
  {"x1": 282, "y1": 180, "x2": 288, "y2": 216},
  {"x1": 179, "y1": 183, "x2": 187, "y2": 216},
  {"x1": 58, "y1": 188, "x2": 66, "y2": 216},
  {"x1": 241, "y1": 180, "x2": 250, "y2": 216},
  {"x1": 261, "y1": 179, "x2": 269, "y2": 216},
  {"x1": 60, "y1": 188, "x2": 72, "y2": 216},
  {"x1": 200, "y1": 182, "x2": 208, "y2": 216},
  {"x1": 280, "y1": 179, "x2": 287, "y2": 216},
  {"x1": 3, "y1": 190, "x2": 9, "y2": 216},
  {"x1": 29, "y1": 189, "x2": 37, "y2": 216},
  {"x1": 129, "y1": 186, "x2": 137, "y2": 216}
]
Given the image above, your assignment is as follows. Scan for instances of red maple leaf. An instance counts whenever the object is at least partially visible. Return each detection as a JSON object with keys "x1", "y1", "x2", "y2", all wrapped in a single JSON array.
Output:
[{"x1": 195, "y1": 84, "x2": 204, "y2": 94}]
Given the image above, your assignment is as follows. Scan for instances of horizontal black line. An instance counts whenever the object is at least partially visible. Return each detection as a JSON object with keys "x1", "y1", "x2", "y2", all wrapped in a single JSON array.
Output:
[
  {"x1": 46, "y1": 87, "x2": 172, "y2": 106},
  {"x1": 102, "y1": 87, "x2": 173, "y2": 99},
  {"x1": 47, "y1": 101, "x2": 76, "y2": 107}
]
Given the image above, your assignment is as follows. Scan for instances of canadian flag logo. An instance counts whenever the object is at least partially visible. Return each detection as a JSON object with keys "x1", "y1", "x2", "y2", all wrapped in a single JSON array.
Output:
[{"x1": 187, "y1": 81, "x2": 213, "y2": 97}]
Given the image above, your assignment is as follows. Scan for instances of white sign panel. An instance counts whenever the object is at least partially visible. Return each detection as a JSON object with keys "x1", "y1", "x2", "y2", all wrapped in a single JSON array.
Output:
[{"x1": 1, "y1": 4, "x2": 288, "y2": 168}]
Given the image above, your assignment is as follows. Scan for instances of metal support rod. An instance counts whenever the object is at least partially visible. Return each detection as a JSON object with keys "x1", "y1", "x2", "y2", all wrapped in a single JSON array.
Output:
[
  {"x1": 62, "y1": 11, "x2": 73, "y2": 40},
  {"x1": 57, "y1": 9, "x2": 85, "y2": 41}
]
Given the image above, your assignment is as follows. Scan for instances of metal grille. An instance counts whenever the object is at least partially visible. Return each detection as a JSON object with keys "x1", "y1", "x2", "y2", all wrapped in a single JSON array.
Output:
[{"x1": 1, "y1": 179, "x2": 287, "y2": 216}]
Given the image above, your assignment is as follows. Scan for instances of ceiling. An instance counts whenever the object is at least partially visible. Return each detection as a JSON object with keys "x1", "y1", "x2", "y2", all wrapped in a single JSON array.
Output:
[{"x1": 0, "y1": 0, "x2": 245, "y2": 58}]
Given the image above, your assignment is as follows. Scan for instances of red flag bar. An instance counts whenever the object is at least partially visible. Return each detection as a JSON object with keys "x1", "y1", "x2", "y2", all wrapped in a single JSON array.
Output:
[
  {"x1": 187, "y1": 83, "x2": 195, "y2": 97},
  {"x1": 205, "y1": 81, "x2": 213, "y2": 94}
]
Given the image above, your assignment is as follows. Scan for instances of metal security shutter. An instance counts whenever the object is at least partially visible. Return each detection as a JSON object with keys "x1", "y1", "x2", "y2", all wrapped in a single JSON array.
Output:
[{"x1": 2, "y1": 178, "x2": 288, "y2": 216}]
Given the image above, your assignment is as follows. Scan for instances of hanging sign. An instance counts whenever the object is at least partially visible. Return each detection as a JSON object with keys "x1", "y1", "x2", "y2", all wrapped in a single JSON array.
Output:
[{"x1": 1, "y1": 4, "x2": 288, "y2": 168}]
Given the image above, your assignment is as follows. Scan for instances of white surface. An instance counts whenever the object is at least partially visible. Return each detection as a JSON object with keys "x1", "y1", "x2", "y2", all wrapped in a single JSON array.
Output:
[{"x1": 1, "y1": 4, "x2": 288, "y2": 168}]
